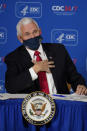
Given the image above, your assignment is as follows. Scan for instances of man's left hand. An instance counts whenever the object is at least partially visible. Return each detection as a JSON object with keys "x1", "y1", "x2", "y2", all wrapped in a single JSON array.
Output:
[{"x1": 76, "y1": 85, "x2": 87, "y2": 95}]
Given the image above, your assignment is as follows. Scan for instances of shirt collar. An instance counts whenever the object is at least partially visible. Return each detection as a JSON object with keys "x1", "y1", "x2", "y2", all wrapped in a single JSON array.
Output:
[{"x1": 26, "y1": 44, "x2": 44, "y2": 59}]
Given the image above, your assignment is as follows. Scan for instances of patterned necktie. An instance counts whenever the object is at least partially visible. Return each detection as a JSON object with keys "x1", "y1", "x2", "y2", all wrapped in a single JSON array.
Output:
[{"x1": 34, "y1": 51, "x2": 49, "y2": 94}]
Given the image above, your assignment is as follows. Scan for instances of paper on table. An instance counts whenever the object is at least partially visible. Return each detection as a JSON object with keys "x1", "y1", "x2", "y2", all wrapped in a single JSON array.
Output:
[
  {"x1": 0, "y1": 93, "x2": 28, "y2": 100},
  {"x1": 51, "y1": 93, "x2": 87, "y2": 102}
]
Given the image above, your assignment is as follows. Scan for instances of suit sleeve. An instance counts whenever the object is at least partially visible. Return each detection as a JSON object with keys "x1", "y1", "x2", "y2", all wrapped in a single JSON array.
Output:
[
  {"x1": 64, "y1": 46, "x2": 86, "y2": 91},
  {"x1": 5, "y1": 55, "x2": 34, "y2": 93}
]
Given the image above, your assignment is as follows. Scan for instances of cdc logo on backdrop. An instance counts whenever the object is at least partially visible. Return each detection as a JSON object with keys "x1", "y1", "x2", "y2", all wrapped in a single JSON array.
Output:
[
  {"x1": 51, "y1": 5, "x2": 78, "y2": 15},
  {"x1": 0, "y1": 57, "x2": 5, "y2": 93},
  {"x1": 0, "y1": 27, "x2": 7, "y2": 45},
  {"x1": 0, "y1": 0, "x2": 7, "y2": 13},
  {"x1": 0, "y1": 80, "x2": 5, "y2": 93},
  {"x1": 51, "y1": 29, "x2": 78, "y2": 46},
  {"x1": 72, "y1": 58, "x2": 77, "y2": 65},
  {"x1": 15, "y1": 2, "x2": 42, "y2": 18},
  {"x1": 0, "y1": 57, "x2": 4, "y2": 65}
]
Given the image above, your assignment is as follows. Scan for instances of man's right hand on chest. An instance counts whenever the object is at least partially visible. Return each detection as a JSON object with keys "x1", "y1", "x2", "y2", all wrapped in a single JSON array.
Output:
[{"x1": 32, "y1": 60, "x2": 55, "y2": 74}]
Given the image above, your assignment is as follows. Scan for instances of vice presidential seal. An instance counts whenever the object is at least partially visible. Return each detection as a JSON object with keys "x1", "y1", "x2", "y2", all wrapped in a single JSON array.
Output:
[{"x1": 22, "y1": 91, "x2": 55, "y2": 125}]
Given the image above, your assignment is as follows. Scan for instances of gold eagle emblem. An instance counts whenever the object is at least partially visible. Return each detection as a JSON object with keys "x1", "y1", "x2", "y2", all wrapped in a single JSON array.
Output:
[{"x1": 30, "y1": 103, "x2": 47, "y2": 116}]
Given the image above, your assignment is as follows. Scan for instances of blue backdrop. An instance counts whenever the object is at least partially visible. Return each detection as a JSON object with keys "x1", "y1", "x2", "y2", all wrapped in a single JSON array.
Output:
[{"x1": 0, "y1": 0, "x2": 87, "y2": 93}]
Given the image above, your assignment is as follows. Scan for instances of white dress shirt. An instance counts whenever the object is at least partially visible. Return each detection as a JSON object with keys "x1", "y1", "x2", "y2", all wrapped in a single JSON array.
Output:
[{"x1": 26, "y1": 44, "x2": 57, "y2": 94}]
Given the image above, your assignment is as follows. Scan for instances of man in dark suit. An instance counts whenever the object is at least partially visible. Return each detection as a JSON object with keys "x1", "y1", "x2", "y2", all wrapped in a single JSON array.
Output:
[{"x1": 5, "y1": 17, "x2": 87, "y2": 95}]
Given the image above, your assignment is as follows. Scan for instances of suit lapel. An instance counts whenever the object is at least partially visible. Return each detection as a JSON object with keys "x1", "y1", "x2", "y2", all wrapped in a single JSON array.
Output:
[
  {"x1": 42, "y1": 44, "x2": 58, "y2": 89},
  {"x1": 18, "y1": 45, "x2": 34, "y2": 68}
]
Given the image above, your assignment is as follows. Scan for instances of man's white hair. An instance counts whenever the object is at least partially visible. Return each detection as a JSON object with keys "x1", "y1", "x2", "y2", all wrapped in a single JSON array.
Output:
[{"x1": 16, "y1": 17, "x2": 39, "y2": 36}]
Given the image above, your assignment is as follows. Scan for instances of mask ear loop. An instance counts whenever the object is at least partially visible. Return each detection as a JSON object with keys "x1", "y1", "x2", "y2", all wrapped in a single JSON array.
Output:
[{"x1": 39, "y1": 35, "x2": 43, "y2": 43}]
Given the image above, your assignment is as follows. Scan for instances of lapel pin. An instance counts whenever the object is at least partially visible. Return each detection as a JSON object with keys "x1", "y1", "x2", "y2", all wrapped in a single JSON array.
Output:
[{"x1": 49, "y1": 56, "x2": 53, "y2": 59}]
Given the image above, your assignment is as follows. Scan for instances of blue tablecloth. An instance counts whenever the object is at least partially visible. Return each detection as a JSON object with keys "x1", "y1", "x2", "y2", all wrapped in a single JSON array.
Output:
[{"x1": 0, "y1": 98, "x2": 87, "y2": 131}]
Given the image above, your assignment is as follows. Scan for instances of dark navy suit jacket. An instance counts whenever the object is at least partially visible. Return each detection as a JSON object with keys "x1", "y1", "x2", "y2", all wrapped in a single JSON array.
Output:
[{"x1": 5, "y1": 44, "x2": 86, "y2": 94}]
